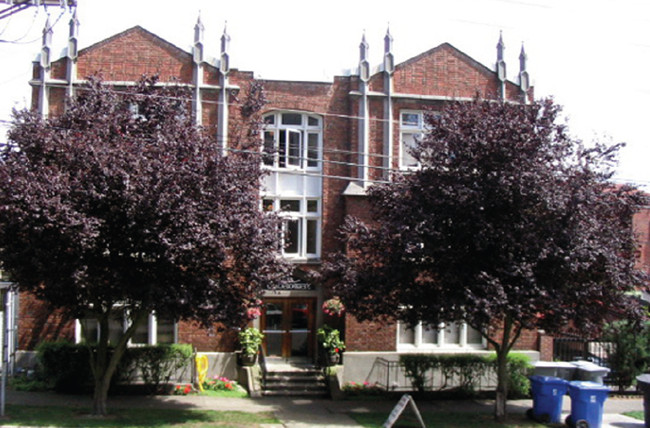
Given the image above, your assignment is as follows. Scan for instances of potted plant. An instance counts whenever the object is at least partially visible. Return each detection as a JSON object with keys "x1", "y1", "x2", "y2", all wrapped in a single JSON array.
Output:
[
  {"x1": 317, "y1": 324, "x2": 345, "y2": 366},
  {"x1": 238, "y1": 327, "x2": 264, "y2": 366}
]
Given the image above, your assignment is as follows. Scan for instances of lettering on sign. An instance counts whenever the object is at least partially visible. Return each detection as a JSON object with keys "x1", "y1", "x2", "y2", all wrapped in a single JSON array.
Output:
[{"x1": 270, "y1": 282, "x2": 313, "y2": 291}]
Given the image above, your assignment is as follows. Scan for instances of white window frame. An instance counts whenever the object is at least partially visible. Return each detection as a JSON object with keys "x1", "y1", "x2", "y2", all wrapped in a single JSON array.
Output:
[
  {"x1": 262, "y1": 112, "x2": 322, "y2": 171},
  {"x1": 262, "y1": 196, "x2": 321, "y2": 260},
  {"x1": 397, "y1": 321, "x2": 486, "y2": 350},
  {"x1": 75, "y1": 311, "x2": 177, "y2": 346},
  {"x1": 399, "y1": 110, "x2": 426, "y2": 169}
]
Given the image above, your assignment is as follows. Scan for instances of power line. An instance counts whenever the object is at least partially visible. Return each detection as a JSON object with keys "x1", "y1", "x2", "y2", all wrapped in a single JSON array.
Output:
[
  {"x1": 0, "y1": 6, "x2": 46, "y2": 44},
  {"x1": 2, "y1": 85, "x2": 648, "y2": 187}
]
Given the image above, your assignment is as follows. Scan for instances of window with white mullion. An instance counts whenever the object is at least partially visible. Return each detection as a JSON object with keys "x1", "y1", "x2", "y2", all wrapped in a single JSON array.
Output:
[
  {"x1": 397, "y1": 320, "x2": 484, "y2": 350},
  {"x1": 264, "y1": 197, "x2": 321, "y2": 260},
  {"x1": 306, "y1": 132, "x2": 320, "y2": 168},
  {"x1": 286, "y1": 129, "x2": 302, "y2": 168},
  {"x1": 75, "y1": 311, "x2": 176, "y2": 346},
  {"x1": 262, "y1": 112, "x2": 322, "y2": 171},
  {"x1": 399, "y1": 110, "x2": 429, "y2": 170}
]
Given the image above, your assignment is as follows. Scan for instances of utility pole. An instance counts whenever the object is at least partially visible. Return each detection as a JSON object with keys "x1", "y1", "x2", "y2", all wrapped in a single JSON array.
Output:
[{"x1": 0, "y1": 289, "x2": 7, "y2": 417}]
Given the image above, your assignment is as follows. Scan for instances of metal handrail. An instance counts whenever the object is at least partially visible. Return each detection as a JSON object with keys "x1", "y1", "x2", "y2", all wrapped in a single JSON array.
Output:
[{"x1": 258, "y1": 344, "x2": 267, "y2": 383}]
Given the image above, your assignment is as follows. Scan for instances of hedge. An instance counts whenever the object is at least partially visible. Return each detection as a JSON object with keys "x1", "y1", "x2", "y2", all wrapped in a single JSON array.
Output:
[
  {"x1": 399, "y1": 353, "x2": 532, "y2": 398},
  {"x1": 36, "y1": 342, "x2": 192, "y2": 394}
]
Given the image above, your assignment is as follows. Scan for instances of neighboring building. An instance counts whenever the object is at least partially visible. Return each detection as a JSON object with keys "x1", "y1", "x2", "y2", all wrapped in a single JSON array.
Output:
[{"x1": 16, "y1": 12, "x2": 593, "y2": 385}]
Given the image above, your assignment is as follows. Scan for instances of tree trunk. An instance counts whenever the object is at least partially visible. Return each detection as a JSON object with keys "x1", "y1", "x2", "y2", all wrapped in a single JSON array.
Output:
[
  {"x1": 494, "y1": 347, "x2": 509, "y2": 423},
  {"x1": 490, "y1": 315, "x2": 523, "y2": 423},
  {"x1": 493, "y1": 315, "x2": 515, "y2": 423},
  {"x1": 92, "y1": 375, "x2": 109, "y2": 416},
  {"x1": 90, "y1": 309, "x2": 148, "y2": 416}
]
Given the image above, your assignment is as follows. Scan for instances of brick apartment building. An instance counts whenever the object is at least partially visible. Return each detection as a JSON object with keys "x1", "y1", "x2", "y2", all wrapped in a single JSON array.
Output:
[{"x1": 13, "y1": 13, "x2": 647, "y2": 384}]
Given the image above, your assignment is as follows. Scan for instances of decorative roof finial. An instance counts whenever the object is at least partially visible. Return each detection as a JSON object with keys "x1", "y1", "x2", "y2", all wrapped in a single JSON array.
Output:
[
  {"x1": 518, "y1": 42, "x2": 530, "y2": 98},
  {"x1": 194, "y1": 12, "x2": 204, "y2": 44},
  {"x1": 220, "y1": 21, "x2": 230, "y2": 75},
  {"x1": 68, "y1": 8, "x2": 79, "y2": 39},
  {"x1": 384, "y1": 24, "x2": 393, "y2": 54},
  {"x1": 496, "y1": 30, "x2": 505, "y2": 62},
  {"x1": 67, "y1": 9, "x2": 79, "y2": 61},
  {"x1": 359, "y1": 30, "x2": 369, "y2": 61},
  {"x1": 42, "y1": 14, "x2": 53, "y2": 48},
  {"x1": 221, "y1": 21, "x2": 230, "y2": 54}
]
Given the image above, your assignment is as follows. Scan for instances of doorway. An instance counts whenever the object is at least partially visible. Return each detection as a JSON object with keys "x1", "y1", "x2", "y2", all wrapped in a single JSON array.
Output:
[{"x1": 261, "y1": 298, "x2": 315, "y2": 359}]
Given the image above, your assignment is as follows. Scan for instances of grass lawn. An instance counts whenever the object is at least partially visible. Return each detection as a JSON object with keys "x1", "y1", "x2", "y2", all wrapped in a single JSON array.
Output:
[
  {"x1": 624, "y1": 410, "x2": 644, "y2": 420},
  {"x1": 198, "y1": 388, "x2": 248, "y2": 398},
  {"x1": 1, "y1": 405, "x2": 279, "y2": 427},
  {"x1": 349, "y1": 411, "x2": 550, "y2": 428}
]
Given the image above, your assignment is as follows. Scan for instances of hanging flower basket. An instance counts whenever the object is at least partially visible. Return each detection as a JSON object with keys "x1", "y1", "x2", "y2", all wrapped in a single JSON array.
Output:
[{"x1": 322, "y1": 297, "x2": 345, "y2": 317}]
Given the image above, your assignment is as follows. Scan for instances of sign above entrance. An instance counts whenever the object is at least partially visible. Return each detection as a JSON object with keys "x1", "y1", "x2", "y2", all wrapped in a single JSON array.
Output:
[{"x1": 270, "y1": 281, "x2": 314, "y2": 291}]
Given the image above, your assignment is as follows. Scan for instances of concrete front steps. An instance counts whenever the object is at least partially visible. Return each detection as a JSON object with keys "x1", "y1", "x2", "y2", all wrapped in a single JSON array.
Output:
[{"x1": 262, "y1": 358, "x2": 328, "y2": 397}]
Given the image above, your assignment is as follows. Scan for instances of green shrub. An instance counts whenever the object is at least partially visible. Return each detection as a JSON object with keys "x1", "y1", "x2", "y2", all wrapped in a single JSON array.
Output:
[
  {"x1": 400, "y1": 354, "x2": 491, "y2": 395},
  {"x1": 129, "y1": 344, "x2": 193, "y2": 393},
  {"x1": 36, "y1": 341, "x2": 191, "y2": 394},
  {"x1": 36, "y1": 341, "x2": 93, "y2": 393},
  {"x1": 602, "y1": 320, "x2": 650, "y2": 392},
  {"x1": 399, "y1": 353, "x2": 532, "y2": 398},
  {"x1": 9, "y1": 374, "x2": 48, "y2": 392},
  {"x1": 486, "y1": 353, "x2": 533, "y2": 398},
  {"x1": 400, "y1": 354, "x2": 438, "y2": 392},
  {"x1": 441, "y1": 354, "x2": 488, "y2": 395}
]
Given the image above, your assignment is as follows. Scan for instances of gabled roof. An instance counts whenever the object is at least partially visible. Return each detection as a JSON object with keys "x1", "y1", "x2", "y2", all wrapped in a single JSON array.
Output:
[
  {"x1": 394, "y1": 42, "x2": 496, "y2": 78},
  {"x1": 77, "y1": 26, "x2": 191, "y2": 60}
]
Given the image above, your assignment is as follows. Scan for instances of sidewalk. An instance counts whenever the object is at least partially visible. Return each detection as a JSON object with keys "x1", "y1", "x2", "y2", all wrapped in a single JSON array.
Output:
[{"x1": 3, "y1": 390, "x2": 646, "y2": 427}]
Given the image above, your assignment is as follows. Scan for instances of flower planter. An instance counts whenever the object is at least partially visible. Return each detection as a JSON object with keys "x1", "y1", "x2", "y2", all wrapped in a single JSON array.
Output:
[
  {"x1": 238, "y1": 352, "x2": 257, "y2": 367},
  {"x1": 325, "y1": 352, "x2": 341, "y2": 366}
]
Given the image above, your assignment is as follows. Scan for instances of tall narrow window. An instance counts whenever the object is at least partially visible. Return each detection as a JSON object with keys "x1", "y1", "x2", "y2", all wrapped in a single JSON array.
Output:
[{"x1": 400, "y1": 111, "x2": 425, "y2": 169}]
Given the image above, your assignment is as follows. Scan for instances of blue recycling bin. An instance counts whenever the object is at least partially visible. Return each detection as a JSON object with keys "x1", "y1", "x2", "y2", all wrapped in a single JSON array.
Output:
[
  {"x1": 527, "y1": 375, "x2": 569, "y2": 423},
  {"x1": 566, "y1": 381, "x2": 610, "y2": 428}
]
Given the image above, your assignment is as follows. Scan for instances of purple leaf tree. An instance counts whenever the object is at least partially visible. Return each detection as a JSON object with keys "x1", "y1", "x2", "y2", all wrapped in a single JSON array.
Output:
[{"x1": 0, "y1": 77, "x2": 289, "y2": 415}]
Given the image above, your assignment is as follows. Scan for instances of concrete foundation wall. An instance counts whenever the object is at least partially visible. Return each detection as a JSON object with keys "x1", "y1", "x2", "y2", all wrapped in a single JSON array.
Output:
[
  {"x1": 15, "y1": 350, "x2": 238, "y2": 384},
  {"x1": 341, "y1": 350, "x2": 540, "y2": 391}
]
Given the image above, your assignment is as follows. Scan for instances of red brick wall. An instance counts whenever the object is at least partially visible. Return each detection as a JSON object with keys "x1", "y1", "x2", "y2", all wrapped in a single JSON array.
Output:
[
  {"x1": 76, "y1": 27, "x2": 193, "y2": 83},
  {"x1": 538, "y1": 333, "x2": 554, "y2": 361},
  {"x1": 51, "y1": 59, "x2": 67, "y2": 80},
  {"x1": 17, "y1": 291, "x2": 237, "y2": 352},
  {"x1": 510, "y1": 328, "x2": 540, "y2": 351},
  {"x1": 392, "y1": 44, "x2": 499, "y2": 99},
  {"x1": 18, "y1": 292, "x2": 74, "y2": 350},
  {"x1": 177, "y1": 321, "x2": 237, "y2": 352},
  {"x1": 633, "y1": 206, "x2": 650, "y2": 272},
  {"x1": 48, "y1": 87, "x2": 66, "y2": 117},
  {"x1": 346, "y1": 315, "x2": 396, "y2": 351}
]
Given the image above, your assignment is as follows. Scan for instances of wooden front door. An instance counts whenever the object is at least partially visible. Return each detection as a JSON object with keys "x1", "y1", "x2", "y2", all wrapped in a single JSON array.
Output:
[{"x1": 261, "y1": 298, "x2": 315, "y2": 359}]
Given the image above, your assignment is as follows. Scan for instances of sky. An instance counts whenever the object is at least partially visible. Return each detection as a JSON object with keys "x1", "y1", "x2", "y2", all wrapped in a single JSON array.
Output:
[{"x1": 1, "y1": 0, "x2": 648, "y2": 188}]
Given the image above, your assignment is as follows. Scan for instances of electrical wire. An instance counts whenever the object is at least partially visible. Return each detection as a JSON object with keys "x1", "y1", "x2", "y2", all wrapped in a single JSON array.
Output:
[
  {"x1": 0, "y1": 6, "x2": 40, "y2": 44},
  {"x1": 1, "y1": 117, "x2": 648, "y2": 190}
]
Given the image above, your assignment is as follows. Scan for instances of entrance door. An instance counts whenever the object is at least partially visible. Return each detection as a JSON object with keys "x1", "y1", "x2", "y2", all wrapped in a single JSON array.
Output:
[{"x1": 261, "y1": 298, "x2": 315, "y2": 359}]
